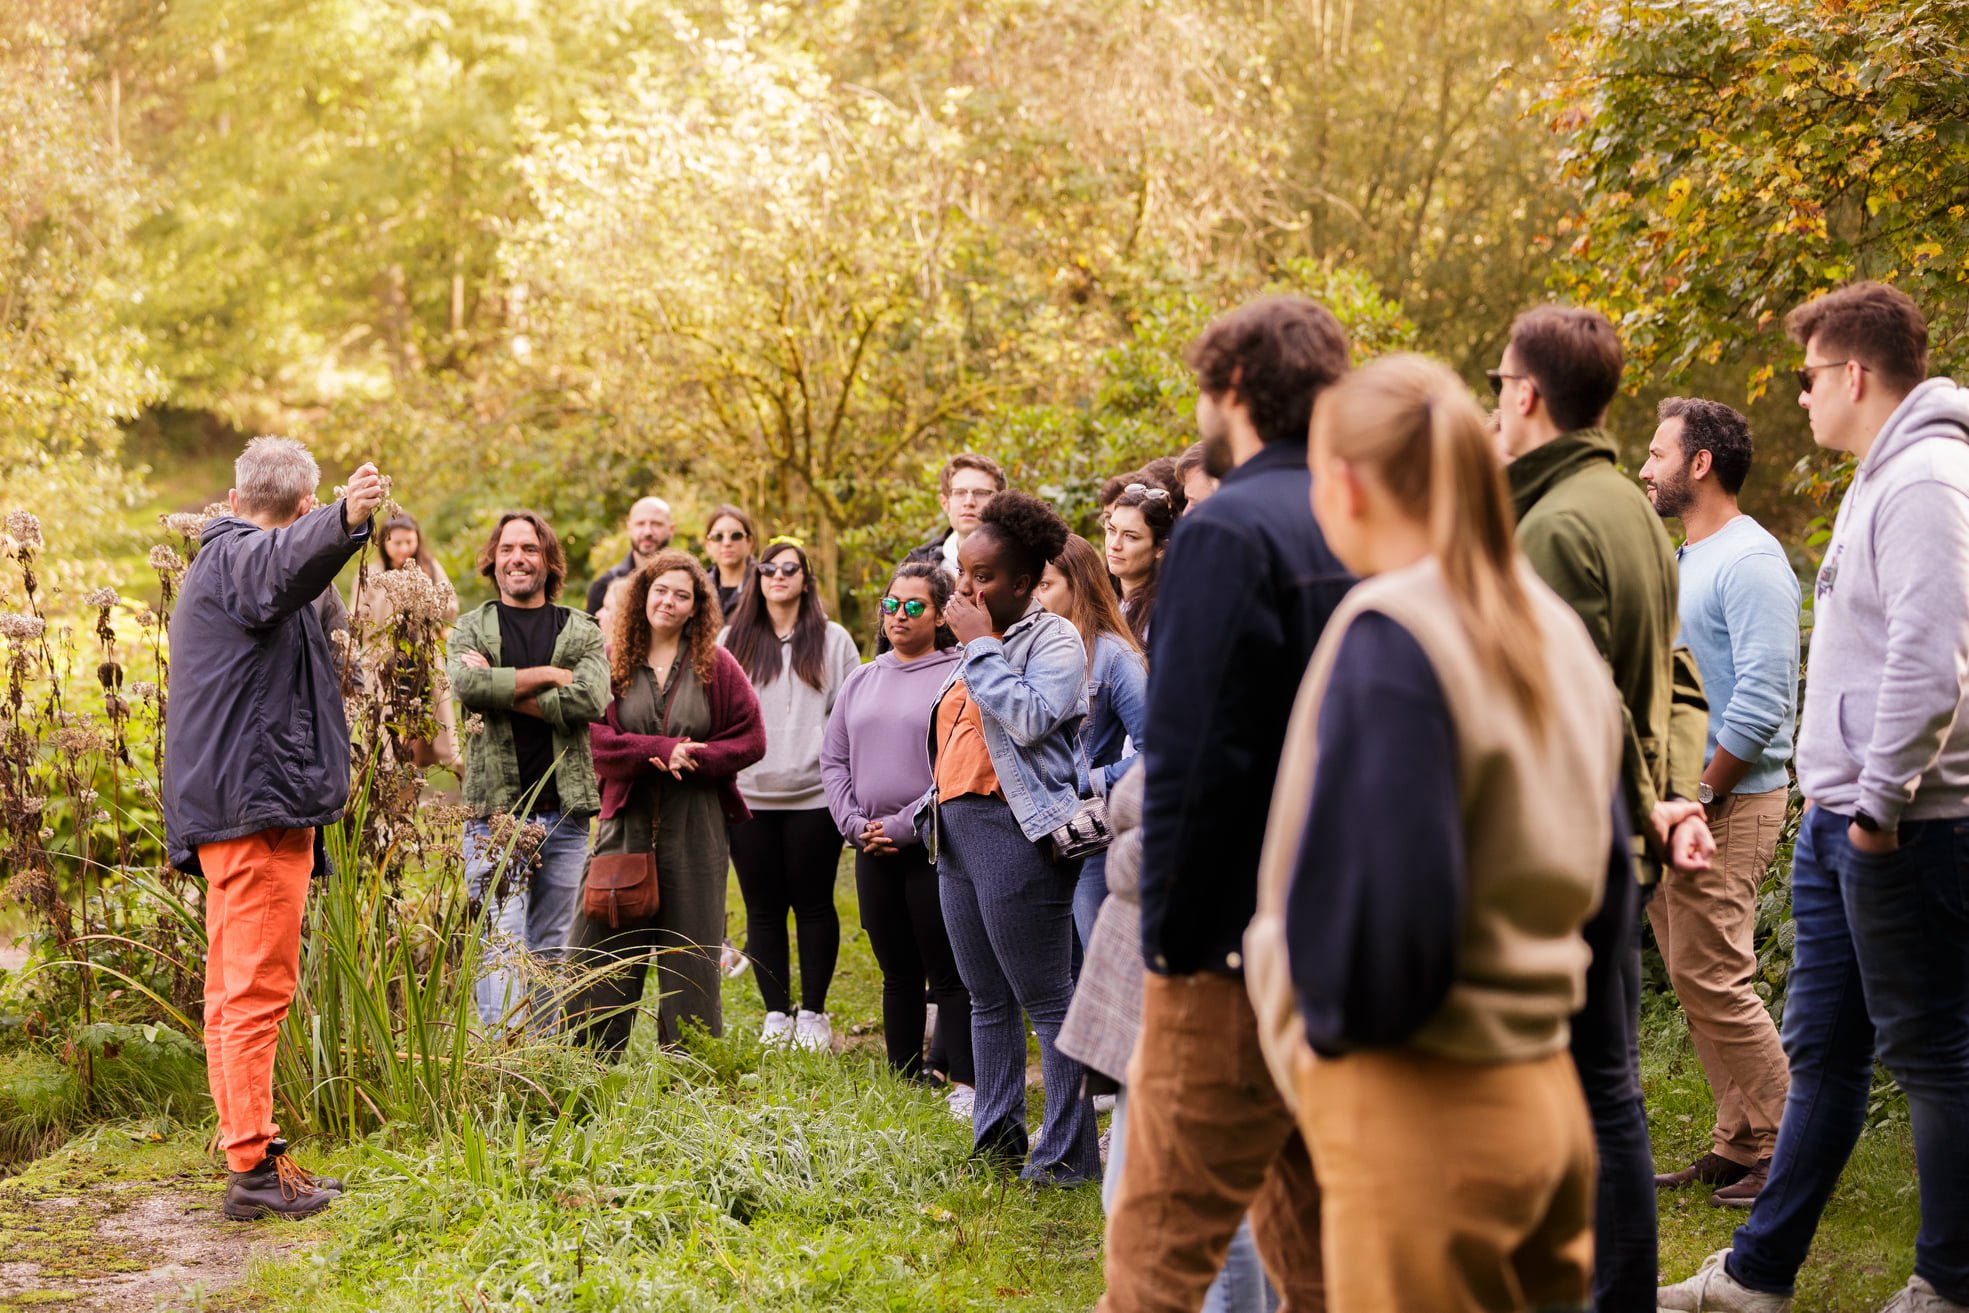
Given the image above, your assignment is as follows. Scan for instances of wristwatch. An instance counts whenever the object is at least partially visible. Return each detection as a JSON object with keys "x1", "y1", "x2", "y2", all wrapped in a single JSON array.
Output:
[
  {"x1": 1854, "y1": 809, "x2": 1881, "y2": 833},
  {"x1": 1697, "y1": 783, "x2": 1717, "y2": 807}
]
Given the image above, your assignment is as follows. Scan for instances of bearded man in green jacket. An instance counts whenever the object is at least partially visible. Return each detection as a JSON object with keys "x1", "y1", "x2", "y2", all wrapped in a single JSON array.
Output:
[{"x1": 1493, "y1": 304, "x2": 1716, "y2": 1313}]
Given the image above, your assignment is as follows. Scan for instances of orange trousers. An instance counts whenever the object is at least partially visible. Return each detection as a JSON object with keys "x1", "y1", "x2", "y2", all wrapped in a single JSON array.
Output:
[{"x1": 201, "y1": 827, "x2": 313, "y2": 1173}]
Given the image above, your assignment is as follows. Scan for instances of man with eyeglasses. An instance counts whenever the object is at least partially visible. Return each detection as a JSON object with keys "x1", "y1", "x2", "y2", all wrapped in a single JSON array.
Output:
[
  {"x1": 1494, "y1": 303, "x2": 1715, "y2": 1313},
  {"x1": 585, "y1": 495, "x2": 675, "y2": 615},
  {"x1": 904, "y1": 453, "x2": 1007, "y2": 579},
  {"x1": 1660, "y1": 283, "x2": 1969, "y2": 1313}
]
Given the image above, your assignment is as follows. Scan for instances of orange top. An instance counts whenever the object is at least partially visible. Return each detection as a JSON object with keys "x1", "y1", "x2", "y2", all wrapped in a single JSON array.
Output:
[{"x1": 933, "y1": 680, "x2": 1001, "y2": 802}]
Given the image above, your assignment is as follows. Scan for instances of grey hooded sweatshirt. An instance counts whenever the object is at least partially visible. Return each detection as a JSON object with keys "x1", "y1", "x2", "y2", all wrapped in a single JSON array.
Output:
[{"x1": 1796, "y1": 377, "x2": 1969, "y2": 827}]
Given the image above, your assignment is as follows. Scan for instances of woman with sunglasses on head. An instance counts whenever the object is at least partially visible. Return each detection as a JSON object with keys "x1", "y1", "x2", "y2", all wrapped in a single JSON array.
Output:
[
  {"x1": 701, "y1": 504, "x2": 757, "y2": 618},
  {"x1": 720, "y1": 539, "x2": 862, "y2": 1051},
  {"x1": 1034, "y1": 534, "x2": 1147, "y2": 953},
  {"x1": 1105, "y1": 482, "x2": 1178, "y2": 646},
  {"x1": 920, "y1": 491, "x2": 1099, "y2": 1184},
  {"x1": 1245, "y1": 355, "x2": 1631, "y2": 1310},
  {"x1": 820, "y1": 563, "x2": 975, "y2": 1113}
]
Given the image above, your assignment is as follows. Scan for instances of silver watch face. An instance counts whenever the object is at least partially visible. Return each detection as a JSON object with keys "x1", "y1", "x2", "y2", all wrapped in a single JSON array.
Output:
[{"x1": 1698, "y1": 784, "x2": 1716, "y2": 805}]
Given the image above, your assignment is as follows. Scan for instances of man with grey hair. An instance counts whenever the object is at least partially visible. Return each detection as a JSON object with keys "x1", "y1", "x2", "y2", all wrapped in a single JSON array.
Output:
[
  {"x1": 163, "y1": 436, "x2": 386, "y2": 1222},
  {"x1": 584, "y1": 495, "x2": 674, "y2": 614}
]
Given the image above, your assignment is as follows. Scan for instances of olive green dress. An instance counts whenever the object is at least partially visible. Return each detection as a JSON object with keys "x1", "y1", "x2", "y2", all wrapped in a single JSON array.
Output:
[{"x1": 569, "y1": 661, "x2": 731, "y2": 1054}]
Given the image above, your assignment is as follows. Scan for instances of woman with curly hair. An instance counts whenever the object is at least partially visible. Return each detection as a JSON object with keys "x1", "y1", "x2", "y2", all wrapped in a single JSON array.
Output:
[
  {"x1": 924, "y1": 490, "x2": 1099, "y2": 1183},
  {"x1": 720, "y1": 539, "x2": 861, "y2": 1051},
  {"x1": 569, "y1": 552, "x2": 765, "y2": 1056},
  {"x1": 1105, "y1": 481, "x2": 1178, "y2": 646}
]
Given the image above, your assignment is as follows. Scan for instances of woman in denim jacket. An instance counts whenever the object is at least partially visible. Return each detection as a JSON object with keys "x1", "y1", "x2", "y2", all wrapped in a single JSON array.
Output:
[
  {"x1": 1036, "y1": 534, "x2": 1149, "y2": 951},
  {"x1": 917, "y1": 491, "x2": 1098, "y2": 1184}
]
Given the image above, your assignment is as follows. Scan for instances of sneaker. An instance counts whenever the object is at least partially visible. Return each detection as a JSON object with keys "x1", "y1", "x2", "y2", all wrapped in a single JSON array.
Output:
[
  {"x1": 794, "y1": 1009, "x2": 833, "y2": 1052},
  {"x1": 1091, "y1": 1093, "x2": 1117, "y2": 1115},
  {"x1": 1657, "y1": 1249, "x2": 1793, "y2": 1312},
  {"x1": 222, "y1": 1144, "x2": 337, "y2": 1221},
  {"x1": 1098, "y1": 1127, "x2": 1112, "y2": 1167},
  {"x1": 760, "y1": 1010, "x2": 795, "y2": 1045},
  {"x1": 719, "y1": 939, "x2": 749, "y2": 978},
  {"x1": 1880, "y1": 1276, "x2": 1969, "y2": 1312},
  {"x1": 945, "y1": 1083, "x2": 976, "y2": 1122},
  {"x1": 1711, "y1": 1157, "x2": 1772, "y2": 1208},
  {"x1": 1656, "y1": 1150, "x2": 1750, "y2": 1190}
]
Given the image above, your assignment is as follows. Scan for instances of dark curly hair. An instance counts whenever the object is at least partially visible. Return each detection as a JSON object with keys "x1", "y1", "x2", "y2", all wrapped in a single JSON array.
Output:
[
  {"x1": 609, "y1": 553, "x2": 724, "y2": 695},
  {"x1": 975, "y1": 490, "x2": 1071, "y2": 587}
]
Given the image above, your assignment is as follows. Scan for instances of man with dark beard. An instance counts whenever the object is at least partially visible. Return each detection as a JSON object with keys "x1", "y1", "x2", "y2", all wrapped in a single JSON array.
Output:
[
  {"x1": 1639, "y1": 398, "x2": 1799, "y2": 1208},
  {"x1": 450, "y1": 510, "x2": 610, "y2": 1034}
]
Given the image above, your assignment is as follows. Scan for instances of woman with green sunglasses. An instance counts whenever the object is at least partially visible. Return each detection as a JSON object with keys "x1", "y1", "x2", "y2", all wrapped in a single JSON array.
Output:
[{"x1": 821, "y1": 563, "x2": 975, "y2": 1113}]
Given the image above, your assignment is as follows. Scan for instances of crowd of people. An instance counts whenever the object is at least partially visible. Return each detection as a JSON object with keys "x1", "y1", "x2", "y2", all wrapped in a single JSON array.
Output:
[{"x1": 158, "y1": 278, "x2": 1969, "y2": 1313}]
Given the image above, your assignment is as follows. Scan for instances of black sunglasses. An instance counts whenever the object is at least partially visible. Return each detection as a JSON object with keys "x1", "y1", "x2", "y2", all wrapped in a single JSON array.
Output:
[
  {"x1": 880, "y1": 596, "x2": 928, "y2": 618},
  {"x1": 1486, "y1": 369, "x2": 1529, "y2": 397},
  {"x1": 757, "y1": 560, "x2": 804, "y2": 578},
  {"x1": 1795, "y1": 361, "x2": 1865, "y2": 394}
]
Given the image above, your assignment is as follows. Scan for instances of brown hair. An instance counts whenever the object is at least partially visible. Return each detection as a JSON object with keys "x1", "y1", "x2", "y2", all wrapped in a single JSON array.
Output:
[
  {"x1": 1176, "y1": 441, "x2": 1209, "y2": 477},
  {"x1": 723, "y1": 540, "x2": 833, "y2": 691},
  {"x1": 938, "y1": 453, "x2": 1007, "y2": 497},
  {"x1": 1107, "y1": 485, "x2": 1177, "y2": 646},
  {"x1": 1312, "y1": 354, "x2": 1549, "y2": 730},
  {"x1": 1507, "y1": 306, "x2": 1624, "y2": 433},
  {"x1": 1051, "y1": 535, "x2": 1139, "y2": 673},
  {"x1": 378, "y1": 511, "x2": 440, "y2": 583},
  {"x1": 476, "y1": 510, "x2": 567, "y2": 601},
  {"x1": 1785, "y1": 281, "x2": 1929, "y2": 394},
  {"x1": 1184, "y1": 296, "x2": 1351, "y2": 447},
  {"x1": 609, "y1": 553, "x2": 723, "y2": 695}
]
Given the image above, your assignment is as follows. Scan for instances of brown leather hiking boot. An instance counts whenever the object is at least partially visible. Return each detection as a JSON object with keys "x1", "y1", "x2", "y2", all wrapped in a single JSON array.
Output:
[
  {"x1": 1655, "y1": 1151, "x2": 1751, "y2": 1190},
  {"x1": 266, "y1": 1138, "x2": 343, "y2": 1194},
  {"x1": 1711, "y1": 1157, "x2": 1772, "y2": 1208},
  {"x1": 223, "y1": 1144, "x2": 337, "y2": 1221}
]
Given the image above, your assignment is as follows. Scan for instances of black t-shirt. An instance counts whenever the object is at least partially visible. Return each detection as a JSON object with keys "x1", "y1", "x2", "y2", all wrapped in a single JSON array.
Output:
[{"x1": 496, "y1": 601, "x2": 570, "y2": 815}]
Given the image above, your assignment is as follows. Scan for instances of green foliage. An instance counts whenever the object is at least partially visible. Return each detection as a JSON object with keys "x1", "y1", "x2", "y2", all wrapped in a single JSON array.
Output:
[{"x1": 1550, "y1": 0, "x2": 1969, "y2": 390}]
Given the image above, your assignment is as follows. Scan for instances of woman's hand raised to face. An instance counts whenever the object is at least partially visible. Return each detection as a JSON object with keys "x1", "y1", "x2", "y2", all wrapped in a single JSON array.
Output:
[{"x1": 944, "y1": 591, "x2": 994, "y2": 644}]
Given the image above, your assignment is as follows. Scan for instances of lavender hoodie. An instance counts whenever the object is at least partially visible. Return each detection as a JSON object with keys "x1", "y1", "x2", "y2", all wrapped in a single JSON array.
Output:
[{"x1": 821, "y1": 645, "x2": 965, "y2": 849}]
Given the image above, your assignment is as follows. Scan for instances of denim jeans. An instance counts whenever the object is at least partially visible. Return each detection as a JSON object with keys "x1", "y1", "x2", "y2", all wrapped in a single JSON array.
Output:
[
  {"x1": 1569, "y1": 864, "x2": 1654, "y2": 1313},
  {"x1": 464, "y1": 810, "x2": 590, "y2": 1036},
  {"x1": 1105, "y1": 1088, "x2": 1279, "y2": 1313},
  {"x1": 938, "y1": 794, "x2": 1100, "y2": 1183},
  {"x1": 1072, "y1": 851, "x2": 1109, "y2": 954},
  {"x1": 1730, "y1": 808, "x2": 1969, "y2": 1303}
]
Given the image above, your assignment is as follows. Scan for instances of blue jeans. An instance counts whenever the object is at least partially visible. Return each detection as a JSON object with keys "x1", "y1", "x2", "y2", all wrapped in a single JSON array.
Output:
[
  {"x1": 1730, "y1": 809, "x2": 1969, "y2": 1303},
  {"x1": 464, "y1": 810, "x2": 591, "y2": 1036},
  {"x1": 1105, "y1": 1088, "x2": 1279, "y2": 1313},
  {"x1": 938, "y1": 795, "x2": 1100, "y2": 1184},
  {"x1": 1073, "y1": 851, "x2": 1108, "y2": 954}
]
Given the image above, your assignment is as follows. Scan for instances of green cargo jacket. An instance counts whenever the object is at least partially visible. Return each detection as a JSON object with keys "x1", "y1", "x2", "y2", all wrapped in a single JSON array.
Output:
[
  {"x1": 1508, "y1": 427, "x2": 1688, "y2": 875},
  {"x1": 447, "y1": 601, "x2": 610, "y2": 818}
]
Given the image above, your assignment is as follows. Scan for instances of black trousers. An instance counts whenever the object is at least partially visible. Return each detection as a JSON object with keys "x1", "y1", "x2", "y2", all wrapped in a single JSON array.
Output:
[
  {"x1": 855, "y1": 845, "x2": 974, "y2": 1086},
  {"x1": 729, "y1": 807, "x2": 843, "y2": 1015}
]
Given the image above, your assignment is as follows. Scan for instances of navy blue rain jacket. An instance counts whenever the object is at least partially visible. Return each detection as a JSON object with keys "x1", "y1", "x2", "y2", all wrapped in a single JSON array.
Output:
[{"x1": 162, "y1": 501, "x2": 370, "y2": 874}]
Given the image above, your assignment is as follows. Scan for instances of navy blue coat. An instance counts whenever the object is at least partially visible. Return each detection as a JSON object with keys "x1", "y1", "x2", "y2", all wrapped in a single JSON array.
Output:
[{"x1": 162, "y1": 501, "x2": 370, "y2": 874}]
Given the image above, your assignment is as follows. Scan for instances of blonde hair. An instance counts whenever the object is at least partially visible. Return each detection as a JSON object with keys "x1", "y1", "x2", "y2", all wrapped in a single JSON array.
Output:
[{"x1": 1312, "y1": 354, "x2": 1549, "y2": 730}]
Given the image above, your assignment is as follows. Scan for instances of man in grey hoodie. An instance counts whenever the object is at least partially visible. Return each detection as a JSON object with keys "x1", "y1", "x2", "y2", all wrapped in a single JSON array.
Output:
[{"x1": 1659, "y1": 282, "x2": 1969, "y2": 1313}]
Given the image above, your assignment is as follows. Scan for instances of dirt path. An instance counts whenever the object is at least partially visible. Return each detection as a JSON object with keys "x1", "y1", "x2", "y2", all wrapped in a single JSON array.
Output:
[{"x1": 0, "y1": 1141, "x2": 320, "y2": 1312}]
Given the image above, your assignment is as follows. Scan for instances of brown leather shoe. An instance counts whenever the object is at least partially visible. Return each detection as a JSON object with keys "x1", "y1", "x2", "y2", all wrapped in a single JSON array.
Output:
[
  {"x1": 1655, "y1": 1151, "x2": 1751, "y2": 1190},
  {"x1": 1711, "y1": 1158, "x2": 1772, "y2": 1208},
  {"x1": 223, "y1": 1145, "x2": 337, "y2": 1221}
]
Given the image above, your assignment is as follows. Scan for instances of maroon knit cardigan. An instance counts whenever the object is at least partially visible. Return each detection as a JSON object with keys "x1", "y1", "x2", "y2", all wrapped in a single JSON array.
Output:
[{"x1": 590, "y1": 645, "x2": 765, "y2": 823}]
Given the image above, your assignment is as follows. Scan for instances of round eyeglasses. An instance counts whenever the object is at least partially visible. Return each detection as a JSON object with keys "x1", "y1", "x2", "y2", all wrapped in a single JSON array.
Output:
[{"x1": 880, "y1": 596, "x2": 928, "y2": 618}]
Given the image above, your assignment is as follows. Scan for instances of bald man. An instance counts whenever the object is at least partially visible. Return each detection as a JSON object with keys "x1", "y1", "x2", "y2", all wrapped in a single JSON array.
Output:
[{"x1": 585, "y1": 496, "x2": 674, "y2": 615}]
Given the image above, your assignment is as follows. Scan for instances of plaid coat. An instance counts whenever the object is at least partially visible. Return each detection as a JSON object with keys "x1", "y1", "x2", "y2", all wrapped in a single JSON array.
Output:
[{"x1": 1057, "y1": 767, "x2": 1147, "y2": 1084}]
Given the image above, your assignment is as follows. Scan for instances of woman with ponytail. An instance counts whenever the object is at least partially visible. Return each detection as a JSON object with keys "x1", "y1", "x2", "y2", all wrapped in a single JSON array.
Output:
[{"x1": 1244, "y1": 355, "x2": 1632, "y2": 1310}]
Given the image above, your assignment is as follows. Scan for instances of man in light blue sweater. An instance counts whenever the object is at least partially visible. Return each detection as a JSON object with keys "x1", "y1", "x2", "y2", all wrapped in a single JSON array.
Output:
[
  {"x1": 1641, "y1": 397, "x2": 1800, "y2": 1210},
  {"x1": 1659, "y1": 283, "x2": 1969, "y2": 1313}
]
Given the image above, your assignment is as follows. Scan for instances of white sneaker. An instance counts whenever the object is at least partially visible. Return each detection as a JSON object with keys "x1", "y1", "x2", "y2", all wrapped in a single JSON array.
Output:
[
  {"x1": 719, "y1": 939, "x2": 749, "y2": 978},
  {"x1": 1880, "y1": 1276, "x2": 1969, "y2": 1313},
  {"x1": 1092, "y1": 1093, "x2": 1117, "y2": 1114},
  {"x1": 945, "y1": 1083, "x2": 976, "y2": 1122},
  {"x1": 1656, "y1": 1249, "x2": 1793, "y2": 1312},
  {"x1": 794, "y1": 1009, "x2": 832, "y2": 1052},
  {"x1": 760, "y1": 1011, "x2": 794, "y2": 1045}
]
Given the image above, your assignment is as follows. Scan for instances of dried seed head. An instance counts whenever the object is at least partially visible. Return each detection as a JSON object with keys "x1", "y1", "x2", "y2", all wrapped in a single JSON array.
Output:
[
  {"x1": 4, "y1": 511, "x2": 43, "y2": 551},
  {"x1": 0, "y1": 613, "x2": 45, "y2": 642},
  {"x1": 148, "y1": 544, "x2": 187, "y2": 576},
  {"x1": 85, "y1": 587, "x2": 118, "y2": 609}
]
